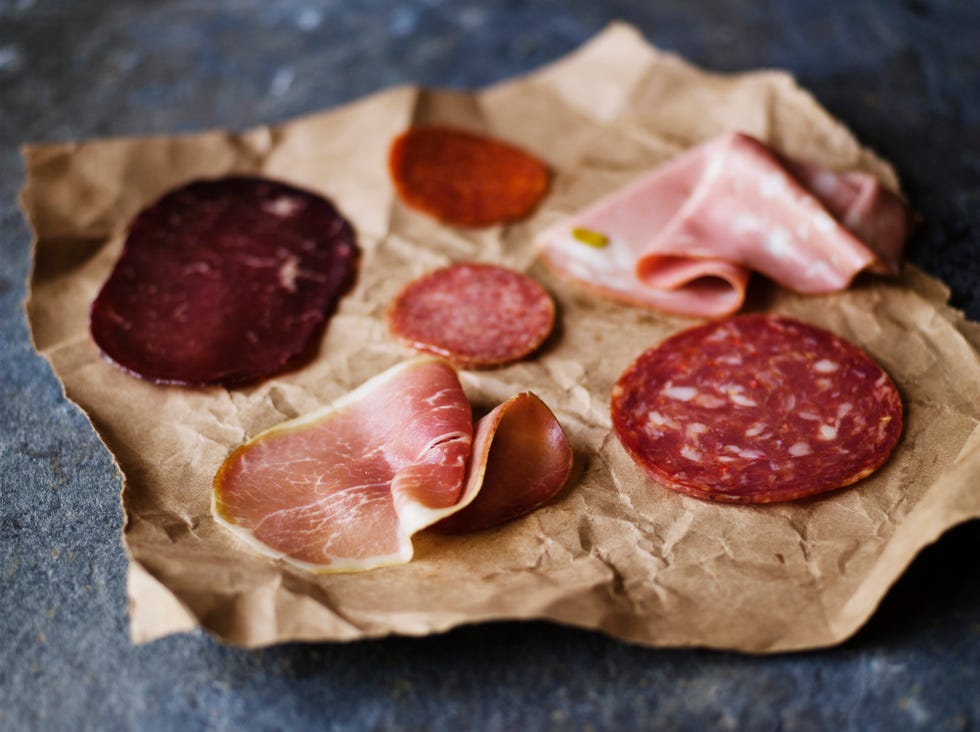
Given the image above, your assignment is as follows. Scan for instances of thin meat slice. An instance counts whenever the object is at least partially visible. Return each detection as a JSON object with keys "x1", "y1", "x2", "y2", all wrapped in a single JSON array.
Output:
[
  {"x1": 636, "y1": 133, "x2": 904, "y2": 292},
  {"x1": 213, "y1": 360, "x2": 574, "y2": 572},
  {"x1": 387, "y1": 262, "x2": 555, "y2": 369},
  {"x1": 611, "y1": 315, "x2": 903, "y2": 503},
  {"x1": 91, "y1": 176, "x2": 358, "y2": 386},
  {"x1": 389, "y1": 126, "x2": 550, "y2": 227},
  {"x1": 434, "y1": 392, "x2": 574, "y2": 533},
  {"x1": 213, "y1": 358, "x2": 475, "y2": 573},
  {"x1": 536, "y1": 133, "x2": 908, "y2": 318}
]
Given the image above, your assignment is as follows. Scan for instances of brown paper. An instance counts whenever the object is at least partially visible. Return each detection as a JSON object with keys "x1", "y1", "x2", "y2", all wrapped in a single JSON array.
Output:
[{"x1": 21, "y1": 23, "x2": 980, "y2": 652}]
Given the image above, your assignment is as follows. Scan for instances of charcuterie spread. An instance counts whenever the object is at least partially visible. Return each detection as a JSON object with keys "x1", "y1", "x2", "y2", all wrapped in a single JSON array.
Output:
[
  {"x1": 389, "y1": 125, "x2": 550, "y2": 227},
  {"x1": 94, "y1": 131, "x2": 912, "y2": 575},
  {"x1": 536, "y1": 132, "x2": 909, "y2": 318},
  {"x1": 212, "y1": 358, "x2": 572, "y2": 573},
  {"x1": 611, "y1": 315, "x2": 903, "y2": 503},
  {"x1": 386, "y1": 262, "x2": 556, "y2": 368},
  {"x1": 25, "y1": 24, "x2": 980, "y2": 652},
  {"x1": 90, "y1": 177, "x2": 358, "y2": 386}
]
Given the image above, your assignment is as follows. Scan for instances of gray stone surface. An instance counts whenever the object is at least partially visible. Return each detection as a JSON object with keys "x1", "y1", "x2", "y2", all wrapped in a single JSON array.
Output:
[{"x1": 1, "y1": 1, "x2": 979, "y2": 730}]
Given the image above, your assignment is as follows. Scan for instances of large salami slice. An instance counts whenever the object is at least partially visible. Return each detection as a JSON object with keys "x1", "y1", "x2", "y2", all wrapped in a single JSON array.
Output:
[
  {"x1": 389, "y1": 126, "x2": 549, "y2": 227},
  {"x1": 90, "y1": 177, "x2": 358, "y2": 386},
  {"x1": 611, "y1": 315, "x2": 903, "y2": 503},
  {"x1": 387, "y1": 262, "x2": 555, "y2": 369}
]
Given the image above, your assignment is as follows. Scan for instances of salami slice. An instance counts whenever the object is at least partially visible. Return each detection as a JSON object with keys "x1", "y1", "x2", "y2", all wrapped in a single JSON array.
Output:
[
  {"x1": 90, "y1": 176, "x2": 358, "y2": 386},
  {"x1": 611, "y1": 315, "x2": 903, "y2": 503},
  {"x1": 389, "y1": 125, "x2": 549, "y2": 227},
  {"x1": 387, "y1": 262, "x2": 555, "y2": 369}
]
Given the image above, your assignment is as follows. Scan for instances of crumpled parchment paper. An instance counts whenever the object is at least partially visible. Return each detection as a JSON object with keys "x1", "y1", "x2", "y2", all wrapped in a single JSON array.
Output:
[{"x1": 21, "y1": 22, "x2": 980, "y2": 652}]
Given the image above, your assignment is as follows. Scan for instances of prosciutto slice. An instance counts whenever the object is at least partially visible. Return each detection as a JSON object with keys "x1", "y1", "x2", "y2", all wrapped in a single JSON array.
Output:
[
  {"x1": 213, "y1": 358, "x2": 474, "y2": 573},
  {"x1": 213, "y1": 358, "x2": 573, "y2": 573},
  {"x1": 536, "y1": 132, "x2": 908, "y2": 318}
]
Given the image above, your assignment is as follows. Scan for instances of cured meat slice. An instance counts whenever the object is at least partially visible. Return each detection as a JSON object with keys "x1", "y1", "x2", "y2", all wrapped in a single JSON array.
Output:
[
  {"x1": 389, "y1": 126, "x2": 550, "y2": 227},
  {"x1": 213, "y1": 359, "x2": 574, "y2": 572},
  {"x1": 213, "y1": 358, "x2": 475, "y2": 573},
  {"x1": 536, "y1": 132, "x2": 909, "y2": 318},
  {"x1": 434, "y1": 392, "x2": 574, "y2": 533},
  {"x1": 611, "y1": 315, "x2": 903, "y2": 503},
  {"x1": 387, "y1": 262, "x2": 555, "y2": 369},
  {"x1": 90, "y1": 176, "x2": 358, "y2": 386},
  {"x1": 636, "y1": 134, "x2": 904, "y2": 291}
]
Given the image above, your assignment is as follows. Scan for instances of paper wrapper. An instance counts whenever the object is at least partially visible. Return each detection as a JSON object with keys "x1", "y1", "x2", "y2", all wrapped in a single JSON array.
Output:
[{"x1": 21, "y1": 23, "x2": 980, "y2": 652}]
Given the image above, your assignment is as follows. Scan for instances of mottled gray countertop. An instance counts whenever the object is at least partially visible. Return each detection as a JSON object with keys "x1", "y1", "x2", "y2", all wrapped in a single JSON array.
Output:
[{"x1": 2, "y1": 1, "x2": 979, "y2": 730}]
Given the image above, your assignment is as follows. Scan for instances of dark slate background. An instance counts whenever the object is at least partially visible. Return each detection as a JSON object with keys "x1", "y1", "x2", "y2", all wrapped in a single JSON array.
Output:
[{"x1": 2, "y1": 2, "x2": 979, "y2": 730}]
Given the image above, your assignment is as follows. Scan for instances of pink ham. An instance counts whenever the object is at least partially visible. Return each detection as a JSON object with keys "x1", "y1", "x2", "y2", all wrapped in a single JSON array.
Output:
[
  {"x1": 536, "y1": 132, "x2": 908, "y2": 318},
  {"x1": 213, "y1": 359, "x2": 573, "y2": 573}
]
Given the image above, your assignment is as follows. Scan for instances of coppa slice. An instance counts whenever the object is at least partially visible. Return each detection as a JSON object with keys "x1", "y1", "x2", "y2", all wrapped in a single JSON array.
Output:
[
  {"x1": 611, "y1": 315, "x2": 903, "y2": 503},
  {"x1": 389, "y1": 126, "x2": 550, "y2": 227},
  {"x1": 90, "y1": 176, "x2": 358, "y2": 386},
  {"x1": 537, "y1": 133, "x2": 909, "y2": 318},
  {"x1": 213, "y1": 358, "x2": 474, "y2": 573},
  {"x1": 387, "y1": 262, "x2": 555, "y2": 369},
  {"x1": 434, "y1": 392, "x2": 574, "y2": 533}
]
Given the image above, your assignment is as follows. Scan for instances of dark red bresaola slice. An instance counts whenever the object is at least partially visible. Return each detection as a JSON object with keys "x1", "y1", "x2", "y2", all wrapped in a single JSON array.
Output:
[
  {"x1": 611, "y1": 315, "x2": 903, "y2": 503},
  {"x1": 90, "y1": 176, "x2": 358, "y2": 386}
]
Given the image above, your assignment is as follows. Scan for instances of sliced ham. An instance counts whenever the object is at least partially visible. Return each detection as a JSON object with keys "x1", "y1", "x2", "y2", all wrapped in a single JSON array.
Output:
[
  {"x1": 213, "y1": 359, "x2": 573, "y2": 573},
  {"x1": 536, "y1": 132, "x2": 908, "y2": 318}
]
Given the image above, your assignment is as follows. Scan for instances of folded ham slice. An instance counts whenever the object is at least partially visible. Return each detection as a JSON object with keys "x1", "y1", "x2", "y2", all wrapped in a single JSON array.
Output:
[
  {"x1": 213, "y1": 358, "x2": 572, "y2": 573},
  {"x1": 537, "y1": 132, "x2": 908, "y2": 318}
]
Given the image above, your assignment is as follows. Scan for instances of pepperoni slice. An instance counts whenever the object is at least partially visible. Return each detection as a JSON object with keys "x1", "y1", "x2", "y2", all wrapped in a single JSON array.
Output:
[
  {"x1": 389, "y1": 125, "x2": 549, "y2": 227},
  {"x1": 611, "y1": 315, "x2": 903, "y2": 503},
  {"x1": 387, "y1": 263, "x2": 555, "y2": 369},
  {"x1": 90, "y1": 177, "x2": 358, "y2": 386}
]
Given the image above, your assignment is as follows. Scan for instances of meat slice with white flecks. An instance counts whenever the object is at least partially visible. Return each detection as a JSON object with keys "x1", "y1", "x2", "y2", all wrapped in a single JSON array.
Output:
[{"x1": 611, "y1": 315, "x2": 903, "y2": 503}]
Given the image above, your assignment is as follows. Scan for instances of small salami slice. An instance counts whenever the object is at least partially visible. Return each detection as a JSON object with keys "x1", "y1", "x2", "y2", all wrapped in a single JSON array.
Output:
[
  {"x1": 389, "y1": 126, "x2": 549, "y2": 227},
  {"x1": 387, "y1": 263, "x2": 555, "y2": 369},
  {"x1": 611, "y1": 315, "x2": 903, "y2": 503},
  {"x1": 90, "y1": 177, "x2": 358, "y2": 386}
]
